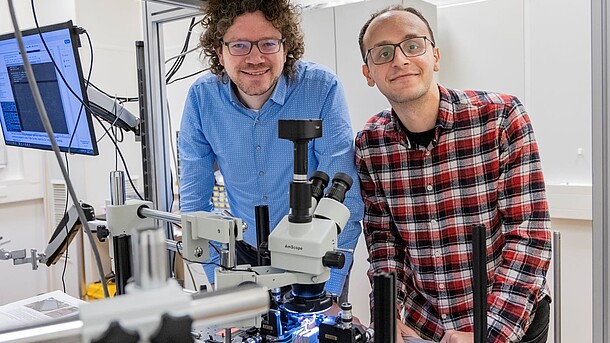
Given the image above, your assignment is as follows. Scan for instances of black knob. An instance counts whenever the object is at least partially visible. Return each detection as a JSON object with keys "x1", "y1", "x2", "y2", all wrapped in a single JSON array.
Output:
[
  {"x1": 96, "y1": 225, "x2": 110, "y2": 242},
  {"x1": 322, "y1": 251, "x2": 345, "y2": 269},
  {"x1": 81, "y1": 202, "x2": 96, "y2": 221},
  {"x1": 91, "y1": 321, "x2": 140, "y2": 343},
  {"x1": 150, "y1": 313, "x2": 194, "y2": 343}
]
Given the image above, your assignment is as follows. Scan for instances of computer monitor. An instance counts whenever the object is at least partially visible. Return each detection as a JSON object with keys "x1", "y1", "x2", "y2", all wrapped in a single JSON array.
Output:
[{"x1": 0, "y1": 21, "x2": 98, "y2": 156}]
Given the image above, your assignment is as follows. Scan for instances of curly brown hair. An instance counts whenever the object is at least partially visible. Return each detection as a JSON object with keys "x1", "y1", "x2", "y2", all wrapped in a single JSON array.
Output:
[{"x1": 200, "y1": 0, "x2": 305, "y2": 80}]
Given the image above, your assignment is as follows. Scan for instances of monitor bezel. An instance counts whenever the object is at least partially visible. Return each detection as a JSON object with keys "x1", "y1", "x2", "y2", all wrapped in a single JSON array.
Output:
[{"x1": 0, "y1": 20, "x2": 99, "y2": 156}]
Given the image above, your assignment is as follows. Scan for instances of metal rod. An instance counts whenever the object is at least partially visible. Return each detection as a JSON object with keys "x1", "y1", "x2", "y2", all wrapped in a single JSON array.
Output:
[
  {"x1": 374, "y1": 272, "x2": 395, "y2": 343},
  {"x1": 472, "y1": 224, "x2": 488, "y2": 343},
  {"x1": 166, "y1": 238, "x2": 180, "y2": 252},
  {"x1": 77, "y1": 229, "x2": 86, "y2": 300},
  {"x1": 0, "y1": 320, "x2": 83, "y2": 343},
  {"x1": 138, "y1": 207, "x2": 181, "y2": 224},
  {"x1": 553, "y1": 231, "x2": 562, "y2": 343},
  {"x1": 133, "y1": 228, "x2": 168, "y2": 289},
  {"x1": 110, "y1": 171, "x2": 126, "y2": 206},
  {"x1": 188, "y1": 285, "x2": 269, "y2": 326},
  {"x1": 224, "y1": 328, "x2": 231, "y2": 343}
]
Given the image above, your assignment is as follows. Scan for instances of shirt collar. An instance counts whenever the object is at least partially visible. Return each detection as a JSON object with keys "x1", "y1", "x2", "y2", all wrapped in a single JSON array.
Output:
[
  {"x1": 436, "y1": 84, "x2": 455, "y2": 131},
  {"x1": 388, "y1": 84, "x2": 455, "y2": 148},
  {"x1": 268, "y1": 72, "x2": 288, "y2": 106}
]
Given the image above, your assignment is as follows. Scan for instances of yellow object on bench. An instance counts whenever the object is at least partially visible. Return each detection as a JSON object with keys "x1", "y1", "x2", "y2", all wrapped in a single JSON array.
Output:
[{"x1": 86, "y1": 281, "x2": 116, "y2": 300}]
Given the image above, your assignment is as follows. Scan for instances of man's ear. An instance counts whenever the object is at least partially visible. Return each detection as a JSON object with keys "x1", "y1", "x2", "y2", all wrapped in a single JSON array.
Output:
[
  {"x1": 216, "y1": 46, "x2": 224, "y2": 66},
  {"x1": 433, "y1": 47, "x2": 440, "y2": 72},
  {"x1": 362, "y1": 64, "x2": 375, "y2": 87}
]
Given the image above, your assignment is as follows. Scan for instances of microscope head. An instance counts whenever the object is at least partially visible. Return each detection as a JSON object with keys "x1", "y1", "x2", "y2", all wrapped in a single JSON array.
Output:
[{"x1": 267, "y1": 119, "x2": 353, "y2": 314}]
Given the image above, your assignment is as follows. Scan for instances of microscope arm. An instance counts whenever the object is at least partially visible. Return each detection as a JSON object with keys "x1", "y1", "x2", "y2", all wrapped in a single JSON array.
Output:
[{"x1": 216, "y1": 265, "x2": 331, "y2": 290}]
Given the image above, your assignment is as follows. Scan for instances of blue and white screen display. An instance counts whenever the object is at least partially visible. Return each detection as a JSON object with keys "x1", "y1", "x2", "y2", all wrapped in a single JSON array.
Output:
[{"x1": 0, "y1": 22, "x2": 98, "y2": 155}]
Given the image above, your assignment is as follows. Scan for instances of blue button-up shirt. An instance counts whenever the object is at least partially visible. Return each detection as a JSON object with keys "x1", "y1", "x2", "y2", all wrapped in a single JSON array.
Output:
[{"x1": 178, "y1": 60, "x2": 363, "y2": 295}]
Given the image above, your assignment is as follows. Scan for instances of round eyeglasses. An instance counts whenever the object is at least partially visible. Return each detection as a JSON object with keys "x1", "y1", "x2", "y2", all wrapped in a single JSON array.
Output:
[
  {"x1": 222, "y1": 38, "x2": 285, "y2": 56},
  {"x1": 365, "y1": 36, "x2": 435, "y2": 65}
]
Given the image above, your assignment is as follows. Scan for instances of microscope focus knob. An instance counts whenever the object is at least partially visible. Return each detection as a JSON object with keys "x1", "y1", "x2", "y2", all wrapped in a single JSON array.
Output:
[{"x1": 322, "y1": 251, "x2": 345, "y2": 269}]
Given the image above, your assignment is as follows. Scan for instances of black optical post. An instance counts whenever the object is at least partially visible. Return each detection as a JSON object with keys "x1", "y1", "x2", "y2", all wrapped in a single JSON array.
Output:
[
  {"x1": 472, "y1": 224, "x2": 488, "y2": 343},
  {"x1": 113, "y1": 234, "x2": 132, "y2": 295},
  {"x1": 255, "y1": 205, "x2": 271, "y2": 266},
  {"x1": 374, "y1": 272, "x2": 396, "y2": 343}
]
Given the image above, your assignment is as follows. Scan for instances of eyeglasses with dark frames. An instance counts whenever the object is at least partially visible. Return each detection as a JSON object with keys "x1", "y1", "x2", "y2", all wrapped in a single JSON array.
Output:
[
  {"x1": 222, "y1": 38, "x2": 285, "y2": 56},
  {"x1": 365, "y1": 36, "x2": 435, "y2": 65}
]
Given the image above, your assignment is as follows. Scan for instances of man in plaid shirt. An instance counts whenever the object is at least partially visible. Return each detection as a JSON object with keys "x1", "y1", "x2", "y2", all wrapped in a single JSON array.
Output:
[{"x1": 355, "y1": 5, "x2": 552, "y2": 343}]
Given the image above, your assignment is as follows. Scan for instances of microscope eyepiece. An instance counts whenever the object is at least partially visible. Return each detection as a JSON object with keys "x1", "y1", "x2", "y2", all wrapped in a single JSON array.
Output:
[
  {"x1": 310, "y1": 171, "x2": 330, "y2": 202},
  {"x1": 324, "y1": 173, "x2": 353, "y2": 203}
]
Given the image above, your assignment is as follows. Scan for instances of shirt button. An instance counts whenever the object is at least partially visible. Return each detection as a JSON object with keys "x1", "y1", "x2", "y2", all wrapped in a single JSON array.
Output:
[
  {"x1": 434, "y1": 249, "x2": 441, "y2": 257},
  {"x1": 261, "y1": 196, "x2": 268, "y2": 201},
  {"x1": 256, "y1": 145, "x2": 261, "y2": 151},
  {"x1": 431, "y1": 219, "x2": 437, "y2": 225},
  {"x1": 441, "y1": 313, "x2": 447, "y2": 320},
  {"x1": 426, "y1": 184, "x2": 433, "y2": 191},
  {"x1": 259, "y1": 171, "x2": 265, "y2": 176},
  {"x1": 439, "y1": 283, "x2": 445, "y2": 289},
  {"x1": 425, "y1": 151, "x2": 431, "y2": 156}
]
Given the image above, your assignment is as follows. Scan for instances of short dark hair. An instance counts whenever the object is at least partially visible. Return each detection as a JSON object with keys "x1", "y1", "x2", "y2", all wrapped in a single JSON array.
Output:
[
  {"x1": 358, "y1": 5, "x2": 436, "y2": 62},
  {"x1": 199, "y1": 0, "x2": 305, "y2": 79}
]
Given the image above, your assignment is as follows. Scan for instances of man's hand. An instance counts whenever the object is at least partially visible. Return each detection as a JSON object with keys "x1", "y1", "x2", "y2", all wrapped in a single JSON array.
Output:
[
  {"x1": 439, "y1": 330, "x2": 473, "y2": 343},
  {"x1": 397, "y1": 319, "x2": 421, "y2": 341},
  {"x1": 323, "y1": 303, "x2": 341, "y2": 317}
]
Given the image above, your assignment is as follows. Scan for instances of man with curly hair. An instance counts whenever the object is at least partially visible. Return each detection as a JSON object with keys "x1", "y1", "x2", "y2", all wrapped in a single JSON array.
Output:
[{"x1": 178, "y1": 0, "x2": 363, "y2": 306}]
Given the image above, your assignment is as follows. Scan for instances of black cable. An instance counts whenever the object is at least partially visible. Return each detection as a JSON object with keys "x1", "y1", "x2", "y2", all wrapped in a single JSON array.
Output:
[
  {"x1": 209, "y1": 241, "x2": 221, "y2": 255},
  {"x1": 94, "y1": 116, "x2": 144, "y2": 200},
  {"x1": 61, "y1": 153, "x2": 70, "y2": 293},
  {"x1": 112, "y1": 123, "x2": 118, "y2": 170},
  {"x1": 165, "y1": 17, "x2": 197, "y2": 84},
  {"x1": 165, "y1": 18, "x2": 202, "y2": 84},
  {"x1": 30, "y1": 0, "x2": 98, "y2": 122},
  {"x1": 167, "y1": 69, "x2": 208, "y2": 85},
  {"x1": 59, "y1": 17, "x2": 95, "y2": 294},
  {"x1": 65, "y1": 29, "x2": 93, "y2": 153},
  {"x1": 59, "y1": 28, "x2": 94, "y2": 291},
  {"x1": 87, "y1": 81, "x2": 137, "y2": 103}
]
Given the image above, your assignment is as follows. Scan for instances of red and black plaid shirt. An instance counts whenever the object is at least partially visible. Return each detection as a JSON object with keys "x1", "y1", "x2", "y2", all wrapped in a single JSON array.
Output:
[{"x1": 355, "y1": 85, "x2": 552, "y2": 342}]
